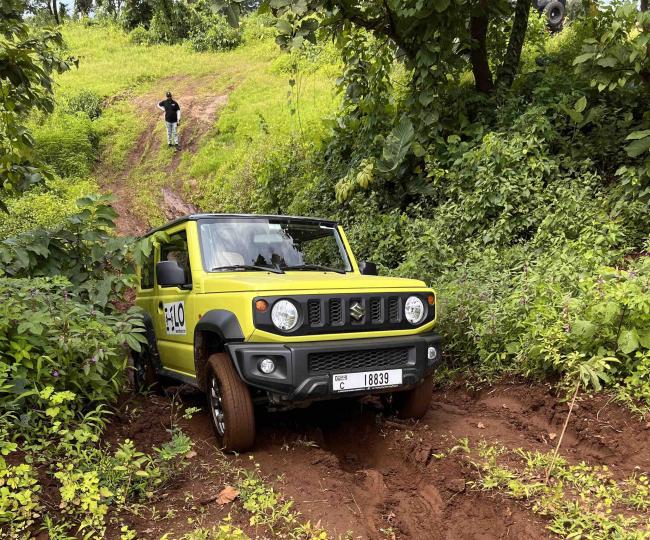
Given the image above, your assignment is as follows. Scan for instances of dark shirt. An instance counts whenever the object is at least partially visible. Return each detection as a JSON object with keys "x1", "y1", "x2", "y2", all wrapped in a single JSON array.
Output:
[{"x1": 159, "y1": 98, "x2": 180, "y2": 123}]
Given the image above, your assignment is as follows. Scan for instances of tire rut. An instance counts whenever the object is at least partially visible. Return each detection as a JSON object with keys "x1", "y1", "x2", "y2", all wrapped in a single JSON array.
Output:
[{"x1": 96, "y1": 75, "x2": 230, "y2": 236}]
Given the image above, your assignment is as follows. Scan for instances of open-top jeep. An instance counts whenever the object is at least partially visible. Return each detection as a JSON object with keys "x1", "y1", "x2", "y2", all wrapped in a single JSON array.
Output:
[{"x1": 134, "y1": 214, "x2": 442, "y2": 451}]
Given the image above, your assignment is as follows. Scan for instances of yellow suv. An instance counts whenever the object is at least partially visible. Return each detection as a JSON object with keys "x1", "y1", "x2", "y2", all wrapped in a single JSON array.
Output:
[{"x1": 134, "y1": 214, "x2": 441, "y2": 451}]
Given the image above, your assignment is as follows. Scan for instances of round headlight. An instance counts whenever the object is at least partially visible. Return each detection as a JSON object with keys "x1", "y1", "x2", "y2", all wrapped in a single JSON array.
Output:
[
  {"x1": 405, "y1": 296, "x2": 425, "y2": 325},
  {"x1": 271, "y1": 300, "x2": 299, "y2": 331}
]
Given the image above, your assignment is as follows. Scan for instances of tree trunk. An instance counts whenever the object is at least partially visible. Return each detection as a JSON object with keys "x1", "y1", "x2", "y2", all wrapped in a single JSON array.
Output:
[
  {"x1": 497, "y1": 0, "x2": 531, "y2": 88},
  {"x1": 470, "y1": 0, "x2": 494, "y2": 93},
  {"x1": 642, "y1": 0, "x2": 649, "y2": 85},
  {"x1": 51, "y1": 0, "x2": 60, "y2": 24}
]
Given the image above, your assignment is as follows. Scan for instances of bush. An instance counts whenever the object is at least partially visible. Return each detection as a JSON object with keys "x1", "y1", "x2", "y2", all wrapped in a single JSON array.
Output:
[
  {"x1": 189, "y1": 12, "x2": 242, "y2": 52},
  {"x1": 0, "y1": 177, "x2": 98, "y2": 239},
  {"x1": 0, "y1": 277, "x2": 143, "y2": 434},
  {"x1": 128, "y1": 24, "x2": 155, "y2": 45},
  {"x1": 66, "y1": 89, "x2": 103, "y2": 120},
  {"x1": 241, "y1": 12, "x2": 277, "y2": 43}
]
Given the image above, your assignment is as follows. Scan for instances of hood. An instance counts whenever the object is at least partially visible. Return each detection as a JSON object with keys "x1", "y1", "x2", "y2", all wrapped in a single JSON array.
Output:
[{"x1": 200, "y1": 271, "x2": 428, "y2": 294}]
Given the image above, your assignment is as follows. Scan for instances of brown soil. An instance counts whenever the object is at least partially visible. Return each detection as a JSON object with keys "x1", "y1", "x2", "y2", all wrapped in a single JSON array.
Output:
[
  {"x1": 103, "y1": 380, "x2": 650, "y2": 539},
  {"x1": 98, "y1": 75, "x2": 230, "y2": 236}
]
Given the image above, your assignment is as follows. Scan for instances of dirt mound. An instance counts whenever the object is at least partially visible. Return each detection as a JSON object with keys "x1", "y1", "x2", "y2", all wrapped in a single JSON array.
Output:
[{"x1": 103, "y1": 379, "x2": 649, "y2": 538}]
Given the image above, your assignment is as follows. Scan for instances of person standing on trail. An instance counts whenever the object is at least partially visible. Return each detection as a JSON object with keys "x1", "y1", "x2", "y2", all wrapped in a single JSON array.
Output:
[{"x1": 158, "y1": 91, "x2": 181, "y2": 149}]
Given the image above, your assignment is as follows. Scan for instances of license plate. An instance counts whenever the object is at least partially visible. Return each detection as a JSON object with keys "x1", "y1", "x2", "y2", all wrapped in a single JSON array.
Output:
[{"x1": 332, "y1": 369, "x2": 402, "y2": 392}]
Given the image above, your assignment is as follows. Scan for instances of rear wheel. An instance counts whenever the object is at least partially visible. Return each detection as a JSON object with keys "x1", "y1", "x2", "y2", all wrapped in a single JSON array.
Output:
[
  {"x1": 207, "y1": 352, "x2": 256, "y2": 452},
  {"x1": 544, "y1": 0, "x2": 565, "y2": 30},
  {"x1": 132, "y1": 330, "x2": 159, "y2": 393},
  {"x1": 383, "y1": 374, "x2": 434, "y2": 419}
]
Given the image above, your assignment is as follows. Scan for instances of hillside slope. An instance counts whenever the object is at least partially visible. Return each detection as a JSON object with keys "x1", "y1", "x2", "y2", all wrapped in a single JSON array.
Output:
[{"x1": 55, "y1": 21, "x2": 337, "y2": 234}]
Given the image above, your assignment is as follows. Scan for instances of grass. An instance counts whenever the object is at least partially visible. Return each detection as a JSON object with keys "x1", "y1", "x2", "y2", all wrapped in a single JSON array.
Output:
[{"x1": 59, "y1": 22, "x2": 277, "y2": 99}]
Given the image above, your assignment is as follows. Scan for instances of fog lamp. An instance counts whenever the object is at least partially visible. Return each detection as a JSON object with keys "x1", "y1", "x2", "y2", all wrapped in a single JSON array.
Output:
[
  {"x1": 259, "y1": 357, "x2": 276, "y2": 374},
  {"x1": 427, "y1": 346, "x2": 438, "y2": 361}
]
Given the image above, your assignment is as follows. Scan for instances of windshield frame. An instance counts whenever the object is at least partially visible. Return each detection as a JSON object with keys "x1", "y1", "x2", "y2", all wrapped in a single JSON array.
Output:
[{"x1": 196, "y1": 216, "x2": 353, "y2": 274}]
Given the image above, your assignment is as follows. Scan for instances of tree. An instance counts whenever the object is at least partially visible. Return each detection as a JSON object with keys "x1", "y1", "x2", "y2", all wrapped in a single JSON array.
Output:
[
  {"x1": 264, "y1": 0, "x2": 533, "y2": 95},
  {"x1": 0, "y1": 0, "x2": 75, "y2": 210},
  {"x1": 74, "y1": 0, "x2": 93, "y2": 16}
]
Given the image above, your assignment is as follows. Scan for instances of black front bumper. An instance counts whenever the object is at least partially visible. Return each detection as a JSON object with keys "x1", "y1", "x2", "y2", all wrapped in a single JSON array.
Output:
[{"x1": 226, "y1": 333, "x2": 442, "y2": 401}]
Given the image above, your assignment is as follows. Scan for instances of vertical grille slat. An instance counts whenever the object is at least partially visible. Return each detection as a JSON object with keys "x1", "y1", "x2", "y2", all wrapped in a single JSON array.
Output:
[
  {"x1": 370, "y1": 297, "x2": 382, "y2": 323},
  {"x1": 329, "y1": 298, "x2": 343, "y2": 325},
  {"x1": 308, "y1": 299, "x2": 322, "y2": 326},
  {"x1": 388, "y1": 297, "x2": 400, "y2": 322}
]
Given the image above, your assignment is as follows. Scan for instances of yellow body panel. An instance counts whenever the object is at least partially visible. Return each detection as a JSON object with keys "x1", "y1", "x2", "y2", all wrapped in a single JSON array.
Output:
[{"x1": 136, "y1": 219, "x2": 437, "y2": 380}]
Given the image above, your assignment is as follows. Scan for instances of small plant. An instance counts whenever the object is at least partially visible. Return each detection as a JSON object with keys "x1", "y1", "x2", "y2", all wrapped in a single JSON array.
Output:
[{"x1": 0, "y1": 459, "x2": 42, "y2": 537}]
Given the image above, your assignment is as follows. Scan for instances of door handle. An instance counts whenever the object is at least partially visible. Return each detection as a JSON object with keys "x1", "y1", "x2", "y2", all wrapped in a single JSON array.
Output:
[{"x1": 158, "y1": 301, "x2": 164, "y2": 313}]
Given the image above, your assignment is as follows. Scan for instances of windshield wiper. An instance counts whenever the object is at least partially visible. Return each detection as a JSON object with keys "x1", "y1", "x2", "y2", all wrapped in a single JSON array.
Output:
[
  {"x1": 212, "y1": 264, "x2": 284, "y2": 274},
  {"x1": 283, "y1": 264, "x2": 346, "y2": 274}
]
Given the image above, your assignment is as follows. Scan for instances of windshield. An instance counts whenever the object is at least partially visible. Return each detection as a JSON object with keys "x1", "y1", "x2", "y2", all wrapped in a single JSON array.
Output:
[{"x1": 198, "y1": 218, "x2": 352, "y2": 273}]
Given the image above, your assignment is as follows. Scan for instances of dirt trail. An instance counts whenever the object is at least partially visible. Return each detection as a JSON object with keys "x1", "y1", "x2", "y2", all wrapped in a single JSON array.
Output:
[
  {"x1": 99, "y1": 75, "x2": 231, "y2": 235},
  {"x1": 106, "y1": 380, "x2": 650, "y2": 539}
]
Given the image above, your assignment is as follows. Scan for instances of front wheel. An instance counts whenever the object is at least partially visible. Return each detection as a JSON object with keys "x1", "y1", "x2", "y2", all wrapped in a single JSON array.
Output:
[
  {"x1": 207, "y1": 352, "x2": 256, "y2": 452},
  {"x1": 383, "y1": 374, "x2": 434, "y2": 419}
]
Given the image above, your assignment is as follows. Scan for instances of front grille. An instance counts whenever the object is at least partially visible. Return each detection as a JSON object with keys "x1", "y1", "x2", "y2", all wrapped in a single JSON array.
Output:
[
  {"x1": 308, "y1": 347, "x2": 410, "y2": 373},
  {"x1": 253, "y1": 292, "x2": 434, "y2": 336}
]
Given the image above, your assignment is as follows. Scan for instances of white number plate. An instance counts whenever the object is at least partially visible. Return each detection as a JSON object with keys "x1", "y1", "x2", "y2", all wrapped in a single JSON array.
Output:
[
  {"x1": 332, "y1": 369, "x2": 402, "y2": 392},
  {"x1": 163, "y1": 301, "x2": 186, "y2": 335}
]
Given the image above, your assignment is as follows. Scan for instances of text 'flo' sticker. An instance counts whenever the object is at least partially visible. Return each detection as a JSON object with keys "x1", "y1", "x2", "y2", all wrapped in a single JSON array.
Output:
[{"x1": 164, "y1": 301, "x2": 186, "y2": 335}]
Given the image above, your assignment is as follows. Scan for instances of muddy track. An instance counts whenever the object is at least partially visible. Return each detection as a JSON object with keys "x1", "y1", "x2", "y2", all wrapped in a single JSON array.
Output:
[
  {"x1": 97, "y1": 75, "x2": 230, "y2": 235},
  {"x1": 106, "y1": 380, "x2": 650, "y2": 539}
]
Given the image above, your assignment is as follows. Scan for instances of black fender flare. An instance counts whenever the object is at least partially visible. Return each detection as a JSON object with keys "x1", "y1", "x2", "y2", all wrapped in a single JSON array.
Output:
[
  {"x1": 195, "y1": 309, "x2": 245, "y2": 342},
  {"x1": 193, "y1": 310, "x2": 245, "y2": 389}
]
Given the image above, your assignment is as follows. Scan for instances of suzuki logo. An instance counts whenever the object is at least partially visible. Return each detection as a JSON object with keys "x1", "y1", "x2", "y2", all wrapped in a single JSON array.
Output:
[{"x1": 350, "y1": 301, "x2": 365, "y2": 321}]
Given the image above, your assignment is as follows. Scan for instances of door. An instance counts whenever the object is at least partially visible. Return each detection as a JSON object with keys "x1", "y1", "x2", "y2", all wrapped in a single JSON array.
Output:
[{"x1": 154, "y1": 228, "x2": 195, "y2": 376}]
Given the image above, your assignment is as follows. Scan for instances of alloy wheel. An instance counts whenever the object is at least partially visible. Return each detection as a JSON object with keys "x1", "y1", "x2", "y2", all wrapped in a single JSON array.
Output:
[{"x1": 209, "y1": 375, "x2": 226, "y2": 436}]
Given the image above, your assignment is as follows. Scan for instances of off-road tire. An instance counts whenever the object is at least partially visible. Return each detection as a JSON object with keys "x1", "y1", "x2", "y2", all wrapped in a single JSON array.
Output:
[
  {"x1": 132, "y1": 326, "x2": 160, "y2": 393},
  {"x1": 544, "y1": 0, "x2": 565, "y2": 30},
  {"x1": 386, "y1": 374, "x2": 434, "y2": 419},
  {"x1": 207, "y1": 352, "x2": 256, "y2": 452}
]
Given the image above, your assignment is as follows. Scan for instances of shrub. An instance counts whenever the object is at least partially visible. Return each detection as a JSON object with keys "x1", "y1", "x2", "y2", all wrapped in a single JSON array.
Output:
[
  {"x1": 189, "y1": 12, "x2": 242, "y2": 52},
  {"x1": 128, "y1": 24, "x2": 155, "y2": 45},
  {"x1": 0, "y1": 177, "x2": 98, "y2": 239},
  {"x1": 66, "y1": 89, "x2": 103, "y2": 120},
  {"x1": 241, "y1": 12, "x2": 277, "y2": 43},
  {"x1": 0, "y1": 278, "x2": 144, "y2": 432}
]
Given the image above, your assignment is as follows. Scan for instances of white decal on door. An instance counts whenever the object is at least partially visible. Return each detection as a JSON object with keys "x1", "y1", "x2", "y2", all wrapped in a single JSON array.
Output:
[{"x1": 163, "y1": 301, "x2": 186, "y2": 335}]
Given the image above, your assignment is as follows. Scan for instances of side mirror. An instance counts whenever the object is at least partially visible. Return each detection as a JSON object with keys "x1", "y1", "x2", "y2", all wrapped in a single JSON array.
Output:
[
  {"x1": 156, "y1": 261, "x2": 186, "y2": 287},
  {"x1": 358, "y1": 261, "x2": 378, "y2": 276}
]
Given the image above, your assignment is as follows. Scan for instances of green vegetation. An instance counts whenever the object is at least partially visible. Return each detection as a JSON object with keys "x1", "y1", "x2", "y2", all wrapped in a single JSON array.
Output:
[
  {"x1": 468, "y1": 440, "x2": 650, "y2": 538},
  {"x1": 249, "y1": 2, "x2": 650, "y2": 408},
  {"x1": 2, "y1": 0, "x2": 650, "y2": 536}
]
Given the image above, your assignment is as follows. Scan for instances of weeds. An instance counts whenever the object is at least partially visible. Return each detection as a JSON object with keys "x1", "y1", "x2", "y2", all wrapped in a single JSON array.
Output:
[{"x1": 463, "y1": 440, "x2": 650, "y2": 539}]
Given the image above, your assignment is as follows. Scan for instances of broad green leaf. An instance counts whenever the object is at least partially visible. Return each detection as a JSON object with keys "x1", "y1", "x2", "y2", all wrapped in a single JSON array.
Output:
[
  {"x1": 618, "y1": 328, "x2": 639, "y2": 354},
  {"x1": 625, "y1": 136, "x2": 650, "y2": 158}
]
